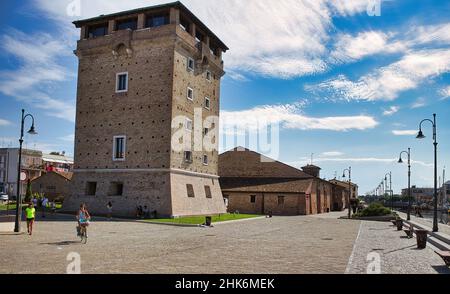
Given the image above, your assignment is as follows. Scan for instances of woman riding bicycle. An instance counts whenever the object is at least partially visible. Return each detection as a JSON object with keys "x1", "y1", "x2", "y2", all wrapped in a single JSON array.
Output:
[{"x1": 77, "y1": 203, "x2": 91, "y2": 238}]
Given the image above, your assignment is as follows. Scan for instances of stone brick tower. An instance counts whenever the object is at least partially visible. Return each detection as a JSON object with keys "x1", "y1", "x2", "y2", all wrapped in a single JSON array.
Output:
[{"x1": 64, "y1": 2, "x2": 229, "y2": 217}]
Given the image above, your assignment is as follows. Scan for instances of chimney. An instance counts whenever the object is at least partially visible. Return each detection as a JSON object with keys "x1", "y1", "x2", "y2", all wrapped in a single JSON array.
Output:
[{"x1": 302, "y1": 164, "x2": 321, "y2": 178}]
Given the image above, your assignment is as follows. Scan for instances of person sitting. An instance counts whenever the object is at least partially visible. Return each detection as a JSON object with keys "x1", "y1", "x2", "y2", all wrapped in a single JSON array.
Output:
[
  {"x1": 136, "y1": 206, "x2": 143, "y2": 219},
  {"x1": 142, "y1": 206, "x2": 150, "y2": 219}
]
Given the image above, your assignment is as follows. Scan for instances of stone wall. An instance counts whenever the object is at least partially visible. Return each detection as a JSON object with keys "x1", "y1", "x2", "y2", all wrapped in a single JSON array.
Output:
[
  {"x1": 224, "y1": 192, "x2": 307, "y2": 216},
  {"x1": 31, "y1": 173, "x2": 71, "y2": 201},
  {"x1": 65, "y1": 171, "x2": 172, "y2": 217}
]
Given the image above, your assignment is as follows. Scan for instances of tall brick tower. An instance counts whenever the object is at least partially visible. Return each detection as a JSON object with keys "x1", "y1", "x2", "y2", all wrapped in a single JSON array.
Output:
[{"x1": 64, "y1": 2, "x2": 229, "y2": 217}]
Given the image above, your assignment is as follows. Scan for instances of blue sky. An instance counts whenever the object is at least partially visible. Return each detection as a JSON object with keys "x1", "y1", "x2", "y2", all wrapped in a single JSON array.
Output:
[{"x1": 0, "y1": 0, "x2": 449, "y2": 194}]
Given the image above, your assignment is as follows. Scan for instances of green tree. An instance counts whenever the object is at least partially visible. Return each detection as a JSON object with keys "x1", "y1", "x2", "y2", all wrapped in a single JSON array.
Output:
[{"x1": 24, "y1": 179, "x2": 32, "y2": 203}]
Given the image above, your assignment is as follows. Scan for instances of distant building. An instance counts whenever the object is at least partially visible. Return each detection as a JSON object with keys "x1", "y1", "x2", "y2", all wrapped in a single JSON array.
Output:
[
  {"x1": 42, "y1": 153, "x2": 74, "y2": 173},
  {"x1": 329, "y1": 179, "x2": 359, "y2": 206},
  {"x1": 31, "y1": 171, "x2": 73, "y2": 201},
  {"x1": 219, "y1": 148, "x2": 345, "y2": 216},
  {"x1": 0, "y1": 148, "x2": 42, "y2": 197},
  {"x1": 402, "y1": 182, "x2": 450, "y2": 204},
  {"x1": 401, "y1": 186, "x2": 434, "y2": 202}
]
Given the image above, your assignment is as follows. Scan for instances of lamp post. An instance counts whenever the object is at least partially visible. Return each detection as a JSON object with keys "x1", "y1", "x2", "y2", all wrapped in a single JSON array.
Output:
[
  {"x1": 416, "y1": 114, "x2": 438, "y2": 233},
  {"x1": 385, "y1": 172, "x2": 392, "y2": 211},
  {"x1": 14, "y1": 109, "x2": 37, "y2": 233},
  {"x1": 399, "y1": 148, "x2": 411, "y2": 221},
  {"x1": 342, "y1": 167, "x2": 352, "y2": 219}
]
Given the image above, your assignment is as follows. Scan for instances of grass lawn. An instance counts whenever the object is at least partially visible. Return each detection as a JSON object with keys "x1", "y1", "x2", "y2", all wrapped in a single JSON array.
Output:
[
  {"x1": 145, "y1": 213, "x2": 262, "y2": 225},
  {"x1": 0, "y1": 203, "x2": 62, "y2": 211},
  {"x1": 0, "y1": 203, "x2": 16, "y2": 211}
]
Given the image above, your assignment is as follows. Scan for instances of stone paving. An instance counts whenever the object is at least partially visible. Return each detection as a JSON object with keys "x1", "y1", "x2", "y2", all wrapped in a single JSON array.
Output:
[
  {"x1": 0, "y1": 212, "x2": 359, "y2": 274},
  {"x1": 346, "y1": 221, "x2": 450, "y2": 274}
]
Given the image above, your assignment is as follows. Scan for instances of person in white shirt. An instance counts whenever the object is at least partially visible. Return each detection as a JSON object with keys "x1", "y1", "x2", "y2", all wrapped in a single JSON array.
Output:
[{"x1": 41, "y1": 197, "x2": 48, "y2": 218}]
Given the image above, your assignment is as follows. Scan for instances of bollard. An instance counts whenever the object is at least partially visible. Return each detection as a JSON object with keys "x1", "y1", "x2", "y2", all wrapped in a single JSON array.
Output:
[
  {"x1": 396, "y1": 219, "x2": 403, "y2": 231},
  {"x1": 415, "y1": 230, "x2": 428, "y2": 249},
  {"x1": 205, "y1": 216, "x2": 212, "y2": 227}
]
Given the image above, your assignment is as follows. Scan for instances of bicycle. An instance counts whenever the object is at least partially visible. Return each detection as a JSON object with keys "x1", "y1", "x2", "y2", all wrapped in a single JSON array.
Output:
[{"x1": 78, "y1": 224, "x2": 88, "y2": 244}]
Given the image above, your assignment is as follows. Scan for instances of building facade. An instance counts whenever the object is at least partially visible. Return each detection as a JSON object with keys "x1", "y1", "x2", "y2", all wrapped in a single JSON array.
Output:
[
  {"x1": 0, "y1": 148, "x2": 42, "y2": 197},
  {"x1": 219, "y1": 148, "x2": 341, "y2": 216},
  {"x1": 329, "y1": 179, "x2": 358, "y2": 208},
  {"x1": 401, "y1": 186, "x2": 435, "y2": 203},
  {"x1": 31, "y1": 171, "x2": 73, "y2": 201},
  {"x1": 43, "y1": 153, "x2": 74, "y2": 173},
  {"x1": 63, "y1": 2, "x2": 229, "y2": 217}
]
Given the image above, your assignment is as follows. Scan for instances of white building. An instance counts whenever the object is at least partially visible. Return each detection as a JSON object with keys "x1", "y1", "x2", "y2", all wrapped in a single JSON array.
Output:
[{"x1": 0, "y1": 148, "x2": 42, "y2": 197}]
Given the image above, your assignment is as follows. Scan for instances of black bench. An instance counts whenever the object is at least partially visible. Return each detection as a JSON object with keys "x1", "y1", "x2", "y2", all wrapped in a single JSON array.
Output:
[{"x1": 435, "y1": 251, "x2": 450, "y2": 267}]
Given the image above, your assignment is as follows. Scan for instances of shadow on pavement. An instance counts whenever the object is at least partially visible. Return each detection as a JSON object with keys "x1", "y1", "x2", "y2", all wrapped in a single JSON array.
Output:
[
  {"x1": 40, "y1": 241, "x2": 81, "y2": 246},
  {"x1": 431, "y1": 265, "x2": 450, "y2": 274}
]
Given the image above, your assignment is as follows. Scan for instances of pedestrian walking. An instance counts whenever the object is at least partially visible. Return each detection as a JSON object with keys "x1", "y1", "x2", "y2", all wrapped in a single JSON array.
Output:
[
  {"x1": 25, "y1": 203, "x2": 36, "y2": 236},
  {"x1": 41, "y1": 196, "x2": 48, "y2": 218},
  {"x1": 107, "y1": 202, "x2": 113, "y2": 220}
]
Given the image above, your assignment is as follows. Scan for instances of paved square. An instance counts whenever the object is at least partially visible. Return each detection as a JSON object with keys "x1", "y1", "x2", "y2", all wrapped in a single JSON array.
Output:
[{"x1": 0, "y1": 212, "x2": 360, "y2": 274}]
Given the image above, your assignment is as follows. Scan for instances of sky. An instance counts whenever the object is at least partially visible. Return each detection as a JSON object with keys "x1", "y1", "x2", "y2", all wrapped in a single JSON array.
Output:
[{"x1": 0, "y1": 0, "x2": 449, "y2": 194}]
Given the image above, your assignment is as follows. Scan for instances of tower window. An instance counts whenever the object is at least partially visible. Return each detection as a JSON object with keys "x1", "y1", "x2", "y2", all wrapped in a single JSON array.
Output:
[
  {"x1": 195, "y1": 30, "x2": 204, "y2": 43},
  {"x1": 180, "y1": 18, "x2": 190, "y2": 32},
  {"x1": 86, "y1": 182, "x2": 97, "y2": 196},
  {"x1": 146, "y1": 14, "x2": 169, "y2": 28},
  {"x1": 108, "y1": 182, "x2": 124, "y2": 196},
  {"x1": 186, "y1": 184, "x2": 195, "y2": 198},
  {"x1": 185, "y1": 118, "x2": 193, "y2": 132},
  {"x1": 203, "y1": 155, "x2": 209, "y2": 166},
  {"x1": 116, "y1": 72, "x2": 128, "y2": 93},
  {"x1": 116, "y1": 18, "x2": 138, "y2": 31},
  {"x1": 205, "y1": 186, "x2": 212, "y2": 198},
  {"x1": 206, "y1": 70, "x2": 212, "y2": 81},
  {"x1": 184, "y1": 151, "x2": 193, "y2": 163},
  {"x1": 87, "y1": 23, "x2": 108, "y2": 38},
  {"x1": 187, "y1": 58, "x2": 195, "y2": 72},
  {"x1": 204, "y1": 97, "x2": 210, "y2": 110},
  {"x1": 187, "y1": 87, "x2": 194, "y2": 100},
  {"x1": 113, "y1": 136, "x2": 126, "y2": 161},
  {"x1": 250, "y1": 195, "x2": 256, "y2": 203}
]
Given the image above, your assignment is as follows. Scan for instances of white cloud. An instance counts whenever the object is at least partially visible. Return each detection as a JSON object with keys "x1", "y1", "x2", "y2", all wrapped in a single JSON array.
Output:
[
  {"x1": 0, "y1": 29, "x2": 76, "y2": 122},
  {"x1": 221, "y1": 102, "x2": 378, "y2": 133},
  {"x1": 0, "y1": 119, "x2": 12, "y2": 127},
  {"x1": 311, "y1": 49, "x2": 450, "y2": 101},
  {"x1": 410, "y1": 97, "x2": 427, "y2": 109},
  {"x1": 59, "y1": 134, "x2": 75, "y2": 142},
  {"x1": 321, "y1": 151, "x2": 344, "y2": 157},
  {"x1": 331, "y1": 31, "x2": 405, "y2": 63},
  {"x1": 383, "y1": 106, "x2": 400, "y2": 116},
  {"x1": 408, "y1": 23, "x2": 450, "y2": 46},
  {"x1": 291, "y1": 156, "x2": 433, "y2": 168},
  {"x1": 328, "y1": 0, "x2": 372, "y2": 16},
  {"x1": 439, "y1": 86, "x2": 450, "y2": 100},
  {"x1": 392, "y1": 130, "x2": 417, "y2": 136},
  {"x1": 32, "y1": 0, "x2": 376, "y2": 79}
]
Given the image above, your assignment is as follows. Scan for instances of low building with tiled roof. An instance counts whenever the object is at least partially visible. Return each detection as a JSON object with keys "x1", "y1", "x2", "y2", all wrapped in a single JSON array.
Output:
[
  {"x1": 219, "y1": 147, "x2": 347, "y2": 216},
  {"x1": 31, "y1": 171, "x2": 73, "y2": 201}
]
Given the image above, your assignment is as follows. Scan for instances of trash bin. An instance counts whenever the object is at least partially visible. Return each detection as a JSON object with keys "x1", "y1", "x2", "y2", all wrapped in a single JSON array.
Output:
[
  {"x1": 205, "y1": 216, "x2": 212, "y2": 227},
  {"x1": 396, "y1": 219, "x2": 403, "y2": 231},
  {"x1": 415, "y1": 230, "x2": 428, "y2": 249}
]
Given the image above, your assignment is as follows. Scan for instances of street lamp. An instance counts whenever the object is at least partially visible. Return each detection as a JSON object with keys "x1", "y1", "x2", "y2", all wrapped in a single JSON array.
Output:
[
  {"x1": 417, "y1": 114, "x2": 438, "y2": 233},
  {"x1": 14, "y1": 109, "x2": 37, "y2": 233},
  {"x1": 399, "y1": 148, "x2": 411, "y2": 221},
  {"x1": 342, "y1": 167, "x2": 352, "y2": 219},
  {"x1": 384, "y1": 172, "x2": 392, "y2": 211}
]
